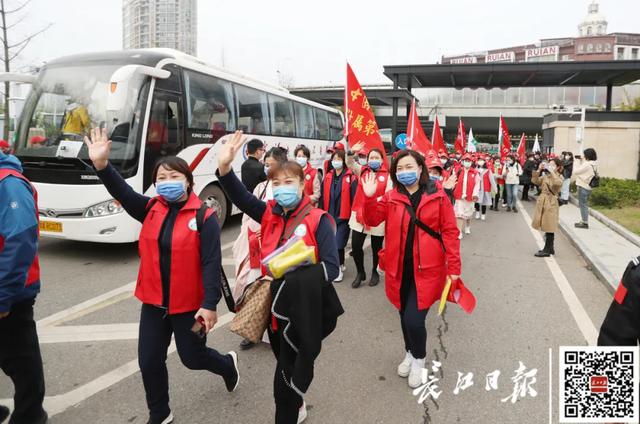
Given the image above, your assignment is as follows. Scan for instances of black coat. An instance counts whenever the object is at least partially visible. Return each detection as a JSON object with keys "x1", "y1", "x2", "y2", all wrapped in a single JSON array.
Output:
[
  {"x1": 271, "y1": 263, "x2": 344, "y2": 394},
  {"x1": 598, "y1": 256, "x2": 640, "y2": 346},
  {"x1": 521, "y1": 160, "x2": 536, "y2": 185},
  {"x1": 240, "y1": 156, "x2": 266, "y2": 193}
]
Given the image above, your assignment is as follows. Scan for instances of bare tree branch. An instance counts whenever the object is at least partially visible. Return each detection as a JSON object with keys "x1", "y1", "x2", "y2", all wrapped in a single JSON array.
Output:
[
  {"x1": 8, "y1": 23, "x2": 50, "y2": 49},
  {"x1": 6, "y1": 13, "x2": 27, "y2": 30},
  {"x1": 4, "y1": 0, "x2": 32, "y2": 15}
]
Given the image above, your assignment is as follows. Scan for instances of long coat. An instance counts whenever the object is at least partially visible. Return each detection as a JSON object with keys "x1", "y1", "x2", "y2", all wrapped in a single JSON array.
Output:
[{"x1": 531, "y1": 170, "x2": 563, "y2": 233}]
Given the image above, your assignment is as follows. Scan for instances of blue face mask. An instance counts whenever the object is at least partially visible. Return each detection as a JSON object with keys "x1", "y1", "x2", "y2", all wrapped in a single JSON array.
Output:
[
  {"x1": 368, "y1": 159, "x2": 381, "y2": 171},
  {"x1": 429, "y1": 174, "x2": 442, "y2": 182},
  {"x1": 396, "y1": 170, "x2": 418, "y2": 186},
  {"x1": 273, "y1": 185, "x2": 301, "y2": 209},
  {"x1": 331, "y1": 160, "x2": 343, "y2": 170},
  {"x1": 296, "y1": 157, "x2": 308, "y2": 167},
  {"x1": 156, "y1": 180, "x2": 186, "y2": 202}
]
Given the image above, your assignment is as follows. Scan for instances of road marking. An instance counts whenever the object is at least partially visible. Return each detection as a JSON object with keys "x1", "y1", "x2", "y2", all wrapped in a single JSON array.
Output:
[
  {"x1": 518, "y1": 200, "x2": 598, "y2": 345},
  {"x1": 38, "y1": 323, "x2": 139, "y2": 343},
  {"x1": 0, "y1": 312, "x2": 235, "y2": 416}
]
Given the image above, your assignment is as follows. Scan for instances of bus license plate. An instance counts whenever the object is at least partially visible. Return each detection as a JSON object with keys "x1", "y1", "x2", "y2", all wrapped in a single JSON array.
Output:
[{"x1": 39, "y1": 220, "x2": 62, "y2": 233}]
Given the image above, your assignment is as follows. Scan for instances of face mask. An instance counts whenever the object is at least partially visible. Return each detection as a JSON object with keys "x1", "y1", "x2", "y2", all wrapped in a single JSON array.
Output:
[
  {"x1": 477, "y1": 160, "x2": 485, "y2": 166},
  {"x1": 273, "y1": 185, "x2": 301, "y2": 209},
  {"x1": 507, "y1": 160, "x2": 514, "y2": 165},
  {"x1": 156, "y1": 180, "x2": 186, "y2": 202},
  {"x1": 548, "y1": 163, "x2": 557, "y2": 172},
  {"x1": 332, "y1": 160, "x2": 343, "y2": 170},
  {"x1": 429, "y1": 174, "x2": 443, "y2": 182},
  {"x1": 455, "y1": 155, "x2": 461, "y2": 160},
  {"x1": 564, "y1": 155, "x2": 570, "y2": 160},
  {"x1": 396, "y1": 170, "x2": 418, "y2": 186},
  {"x1": 358, "y1": 157, "x2": 368, "y2": 166},
  {"x1": 440, "y1": 158, "x2": 448, "y2": 165},
  {"x1": 368, "y1": 159, "x2": 381, "y2": 171},
  {"x1": 295, "y1": 157, "x2": 308, "y2": 167},
  {"x1": 462, "y1": 161, "x2": 472, "y2": 168}
]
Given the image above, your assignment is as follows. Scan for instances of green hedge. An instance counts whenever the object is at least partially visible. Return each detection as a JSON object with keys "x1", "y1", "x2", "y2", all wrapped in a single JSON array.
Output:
[{"x1": 590, "y1": 178, "x2": 640, "y2": 208}]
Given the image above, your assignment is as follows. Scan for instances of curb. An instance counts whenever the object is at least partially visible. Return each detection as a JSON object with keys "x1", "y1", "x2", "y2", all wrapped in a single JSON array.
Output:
[
  {"x1": 568, "y1": 195, "x2": 640, "y2": 249},
  {"x1": 558, "y1": 219, "x2": 617, "y2": 294}
]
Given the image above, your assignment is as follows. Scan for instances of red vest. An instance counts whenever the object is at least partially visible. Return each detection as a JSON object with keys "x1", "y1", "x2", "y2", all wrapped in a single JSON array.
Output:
[
  {"x1": 322, "y1": 169, "x2": 355, "y2": 220},
  {"x1": 260, "y1": 197, "x2": 325, "y2": 262},
  {"x1": 352, "y1": 166, "x2": 389, "y2": 225},
  {"x1": 372, "y1": 188, "x2": 462, "y2": 311},
  {"x1": 453, "y1": 168, "x2": 478, "y2": 201},
  {"x1": 137, "y1": 192, "x2": 215, "y2": 314},
  {"x1": 0, "y1": 169, "x2": 40, "y2": 287},
  {"x1": 302, "y1": 164, "x2": 318, "y2": 197}
]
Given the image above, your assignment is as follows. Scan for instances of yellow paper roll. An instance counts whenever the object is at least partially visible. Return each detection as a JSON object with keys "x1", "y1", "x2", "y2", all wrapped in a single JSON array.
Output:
[
  {"x1": 438, "y1": 277, "x2": 452, "y2": 315},
  {"x1": 267, "y1": 240, "x2": 317, "y2": 279}
]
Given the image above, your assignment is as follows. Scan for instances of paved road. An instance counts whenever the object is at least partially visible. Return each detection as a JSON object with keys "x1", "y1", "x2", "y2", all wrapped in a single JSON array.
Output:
[{"x1": 0, "y1": 198, "x2": 616, "y2": 423}]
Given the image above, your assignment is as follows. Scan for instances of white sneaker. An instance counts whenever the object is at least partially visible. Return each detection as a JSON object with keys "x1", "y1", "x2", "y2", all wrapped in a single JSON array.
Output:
[
  {"x1": 408, "y1": 357, "x2": 426, "y2": 389},
  {"x1": 458, "y1": 232, "x2": 463, "y2": 240},
  {"x1": 297, "y1": 401, "x2": 307, "y2": 423},
  {"x1": 474, "y1": 211, "x2": 480, "y2": 220},
  {"x1": 464, "y1": 227, "x2": 471, "y2": 235},
  {"x1": 334, "y1": 269, "x2": 343, "y2": 282},
  {"x1": 481, "y1": 214, "x2": 486, "y2": 221},
  {"x1": 397, "y1": 351, "x2": 413, "y2": 378},
  {"x1": 376, "y1": 265, "x2": 384, "y2": 275},
  {"x1": 340, "y1": 264, "x2": 346, "y2": 272}
]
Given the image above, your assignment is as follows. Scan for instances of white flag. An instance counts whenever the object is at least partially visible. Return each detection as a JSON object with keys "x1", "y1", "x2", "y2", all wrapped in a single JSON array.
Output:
[{"x1": 532, "y1": 134, "x2": 541, "y2": 153}]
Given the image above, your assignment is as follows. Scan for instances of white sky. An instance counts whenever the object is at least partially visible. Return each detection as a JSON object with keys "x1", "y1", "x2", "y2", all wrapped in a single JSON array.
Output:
[{"x1": 12, "y1": 0, "x2": 640, "y2": 87}]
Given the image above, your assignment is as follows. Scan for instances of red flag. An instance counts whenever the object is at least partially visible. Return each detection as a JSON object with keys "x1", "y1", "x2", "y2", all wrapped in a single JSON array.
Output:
[
  {"x1": 516, "y1": 133, "x2": 526, "y2": 164},
  {"x1": 499, "y1": 116, "x2": 512, "y2": 160},
  {"x1": 406, "y1": 98, "x2": 432, "y2": 155},
  {"x1": 454, "y1": 118, "x2": 466, "y2": 154},
  {"x1": 345, "y1": 64, "x2": 387, "y2": 166},
  {"x1": 431, "y1": 116, "x2": 446, "y2": 153}
]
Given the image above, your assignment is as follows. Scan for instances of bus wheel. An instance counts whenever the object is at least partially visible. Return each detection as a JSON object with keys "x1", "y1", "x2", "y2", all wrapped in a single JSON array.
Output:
[{"x1": 199, "y1": 184, "x2": 228, "y2": 227}]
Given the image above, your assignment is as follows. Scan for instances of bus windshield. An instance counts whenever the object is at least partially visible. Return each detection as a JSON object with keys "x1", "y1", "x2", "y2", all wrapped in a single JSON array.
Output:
[{"x1": 15, "y1": 63, "x2": 147, "y2": 174}]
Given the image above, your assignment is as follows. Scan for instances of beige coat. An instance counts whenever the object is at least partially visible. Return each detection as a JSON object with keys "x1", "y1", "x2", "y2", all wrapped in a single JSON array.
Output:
[{"x1": 531, "y1": 170, "x2": 563, "y2": 233}]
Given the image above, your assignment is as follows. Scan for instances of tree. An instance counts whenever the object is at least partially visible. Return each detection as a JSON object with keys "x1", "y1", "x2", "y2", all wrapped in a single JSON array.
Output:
[
  {"x1": 621, "y1": 96, "x2": 640, "y2": 112},
  {"x1": 0, "y1": 0, "x2": 50, "y2": 139}
]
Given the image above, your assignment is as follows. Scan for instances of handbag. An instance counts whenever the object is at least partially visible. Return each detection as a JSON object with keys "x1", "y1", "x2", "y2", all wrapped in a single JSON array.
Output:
[
  {"x1": 589, "y1": 164, "x2": 600, "y2": 188},
  {"x1": 229, "y1": 278, "x2": 272, "y2": 343}
]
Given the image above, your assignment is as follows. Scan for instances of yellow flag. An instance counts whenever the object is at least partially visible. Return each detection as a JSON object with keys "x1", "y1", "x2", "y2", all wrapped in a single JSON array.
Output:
[{"x1": 438, "y1": 277, "x2": 452, "y2": 315}]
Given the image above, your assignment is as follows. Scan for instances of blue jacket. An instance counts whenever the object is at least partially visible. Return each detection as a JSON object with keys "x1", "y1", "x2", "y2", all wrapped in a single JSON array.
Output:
[{"x1": 0, "y1": 152, "x2": 40, "y2": 312}]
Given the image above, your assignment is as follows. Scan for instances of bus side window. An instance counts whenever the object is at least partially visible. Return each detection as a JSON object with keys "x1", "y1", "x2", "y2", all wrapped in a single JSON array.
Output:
[
  {"x1": 294, "y1": 102, "x2": 314, "y2": 139},
  {"x1": 328, "y1": 112, "x2": 343, "y2": 141},
  {"x1": 235, "y1": 84, "x2": 269, "y2": 135},
  {"x1": 143, "y1": 94, "x2": 183, "y2": 190}
]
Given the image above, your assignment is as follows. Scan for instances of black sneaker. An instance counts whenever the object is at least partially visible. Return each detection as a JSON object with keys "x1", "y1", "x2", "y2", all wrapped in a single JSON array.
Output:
[
  {"x1": 147, "y1": 411, "x2": 173, "y2": 424},
  {"x1": 239, "y1": 338, "x2": 255, "y2": 350},
  {"x1": 506, "y1": 206, "x2": 512, "y2": 212},
  {"x1": 368, "y1": 271, "x2": 380, "y2": 287},
  {"x1": 512, "y1": 207, "x2": 518, "y2": 213},
  {"x1": 574, "y1": 222, "x2": 589, "y2": 229},
  {"x1": 224, "y1": 351, "x2": 240, "y2": 392},
  {"x1": 0, "y1": 405, "x2": 9, "y2": 423},
  {"x1": 534, "y1": 250, "x2": 551, "y2": 257}
]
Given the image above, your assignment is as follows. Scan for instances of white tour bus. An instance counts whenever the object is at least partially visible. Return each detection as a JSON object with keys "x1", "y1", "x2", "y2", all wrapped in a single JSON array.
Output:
[{"x1": 9, "y1": 48, "x2": 344, "y2": 243}]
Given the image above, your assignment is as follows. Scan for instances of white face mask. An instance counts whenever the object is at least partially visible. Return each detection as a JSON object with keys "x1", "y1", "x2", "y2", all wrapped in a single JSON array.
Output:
[
  {"x1": 548, "y1": 163, "x2": 557, "y2": 172},
  {"x1": 477, "y1": 160, "x2": 485, "y2": 166}
]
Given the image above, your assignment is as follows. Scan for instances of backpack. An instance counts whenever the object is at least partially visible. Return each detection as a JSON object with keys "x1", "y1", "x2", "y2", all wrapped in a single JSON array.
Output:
[{"x1": 589, "y1": 165, "x2": 600, "y2": 189}]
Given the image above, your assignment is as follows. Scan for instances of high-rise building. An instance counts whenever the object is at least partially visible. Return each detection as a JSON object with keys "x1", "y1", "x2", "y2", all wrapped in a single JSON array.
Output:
[{"x1": 122, "y1": 0, "x2": 197, "y2": 56}]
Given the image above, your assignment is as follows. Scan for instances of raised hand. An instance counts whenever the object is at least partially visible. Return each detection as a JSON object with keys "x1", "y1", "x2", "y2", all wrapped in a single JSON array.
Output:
[
  {"x1": 362, "y1": 172, "x2": 377, "y2": 197},
  {"x1": 351, "y1": 141, "x2": 366, "y2": 153},
  {"x1": 218, "y1": 130, "x2": 246, "y2": 176},
  {"x1": 83, "y1": 127, "x2": 112, "y2": 171},
  {"x1": 443, "y1": 173, "x2": 457, "y2": 190}
]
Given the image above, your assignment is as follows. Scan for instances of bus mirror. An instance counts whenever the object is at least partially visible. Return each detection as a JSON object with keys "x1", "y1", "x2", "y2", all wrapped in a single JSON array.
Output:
[
  {"x1": 0, "y1": 72, "x2": 36, "y2": 84},
  {"x1": 107, "y1": 65, "x2": 170, "y2": 112}
]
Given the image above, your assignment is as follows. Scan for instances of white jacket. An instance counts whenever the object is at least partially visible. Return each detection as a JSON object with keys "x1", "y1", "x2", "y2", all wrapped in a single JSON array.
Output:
[
  {"x1": 502, "y1": 162, "x2": 522, "y2": 184},
  {"x1": 572, "y1": 159, "x2": 597, "y2": 191}
]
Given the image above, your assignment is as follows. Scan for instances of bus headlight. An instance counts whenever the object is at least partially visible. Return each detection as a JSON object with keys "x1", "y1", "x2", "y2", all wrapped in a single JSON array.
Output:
[{"x1": 84, "y1": 200, "x2": 123, "y2": 218}]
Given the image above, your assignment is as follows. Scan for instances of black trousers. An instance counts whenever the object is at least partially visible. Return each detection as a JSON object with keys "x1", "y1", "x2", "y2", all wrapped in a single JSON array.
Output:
[
  {"x1": 474, "y1": 203, "x2": 487, "y2": 214},
  {"x1": 522, "y1": 183, "x2": 531, "y2": 200},
  {"x1": 0, "y1": 299, "x2": 46, "y2": 424},
  {"x1": 399, "y1": 278, "x2": 429, "y2": 360},
  {"x1": 138, "y1": 304, "x2": 234, "y2": 421},
  {"x1": 267, "y1": 326, "x2": 303, "y2": 424},
  {"x1": 351, "y1": 230, "x2": 384, "y2": 276}
]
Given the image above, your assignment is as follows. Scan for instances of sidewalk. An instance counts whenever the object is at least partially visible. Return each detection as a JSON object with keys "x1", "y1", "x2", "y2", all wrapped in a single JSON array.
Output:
[{"x1": 558, "y1": 199, "x2": 640, "y2": 292}]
